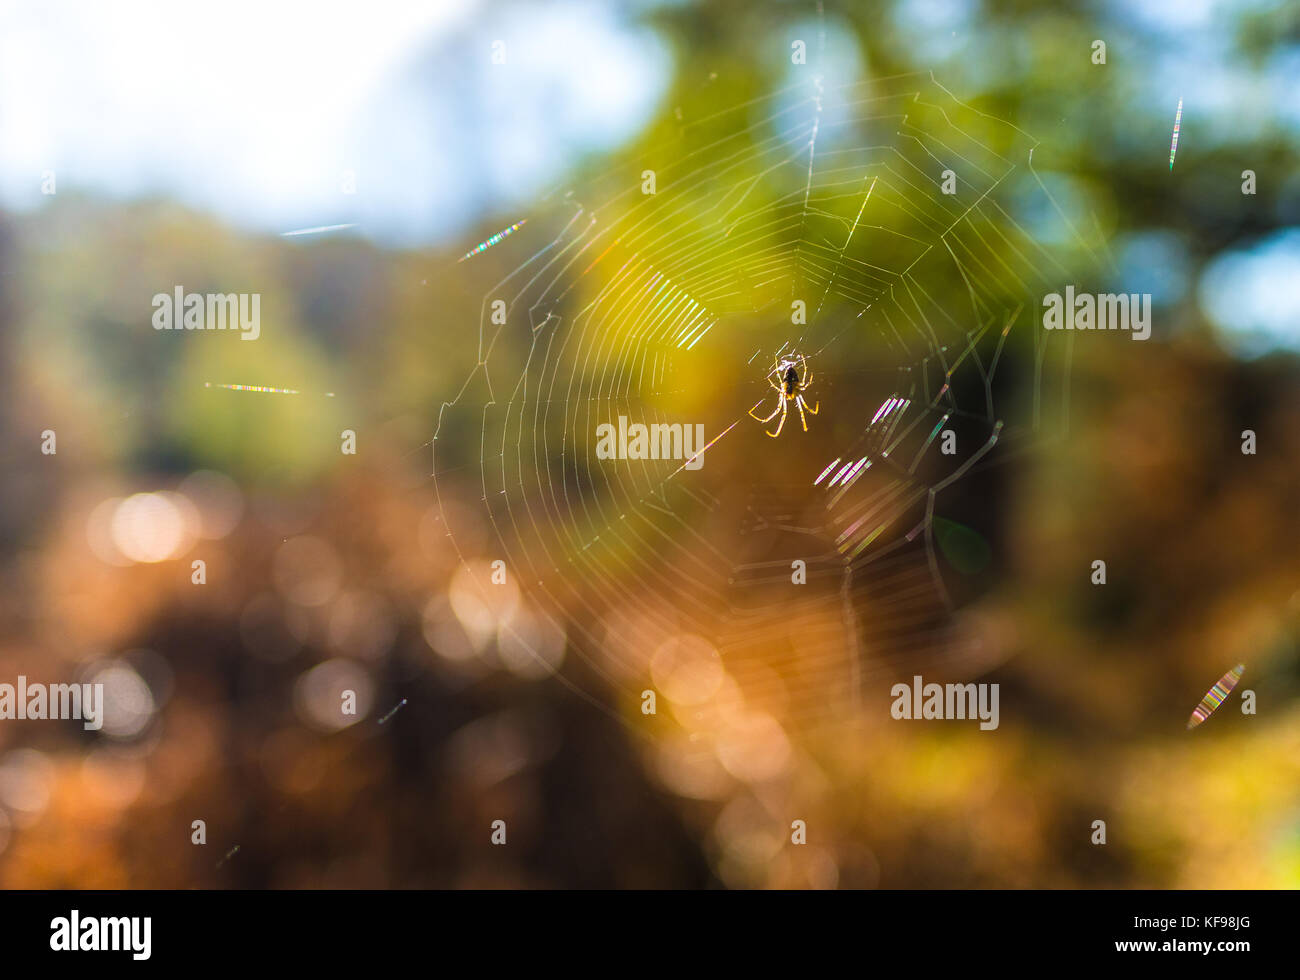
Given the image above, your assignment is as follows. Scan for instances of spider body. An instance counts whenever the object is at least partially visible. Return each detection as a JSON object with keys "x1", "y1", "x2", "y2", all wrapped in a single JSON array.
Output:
[{"x1": 749, "y1": 351, "x2": 819, "y2": 437}]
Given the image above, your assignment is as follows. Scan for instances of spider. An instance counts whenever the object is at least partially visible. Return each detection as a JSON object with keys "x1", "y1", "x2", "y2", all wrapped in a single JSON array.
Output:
[{"x1": 748, "y1": 350, "x2": 819, "y2": 437}]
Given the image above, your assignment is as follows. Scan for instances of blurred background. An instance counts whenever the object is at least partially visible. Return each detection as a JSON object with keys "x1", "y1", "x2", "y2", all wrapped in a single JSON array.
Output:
[{"x1": 0, "y1": 0, "x2": 1298, "y2": 888}]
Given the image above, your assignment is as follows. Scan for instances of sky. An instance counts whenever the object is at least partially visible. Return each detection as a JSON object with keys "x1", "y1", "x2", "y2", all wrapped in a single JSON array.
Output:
[{"x1": 0, "y1": 0, "x2": 672, "y2": 246}]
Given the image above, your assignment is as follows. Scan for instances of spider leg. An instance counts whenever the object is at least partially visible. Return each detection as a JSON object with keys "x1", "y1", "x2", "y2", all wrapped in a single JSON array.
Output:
[
  {"x1": 750, "y1": 399, "x2": 781, "y2": 423},
  {"x1": 799, "y1": 395, "x2": 819, "y2": 415},
  {"x1": 796, "y1": 394, "x2": 809, "y2": 432},
  {"x1": 767, "y1": 397, "x2": 788, "y2": 437}
]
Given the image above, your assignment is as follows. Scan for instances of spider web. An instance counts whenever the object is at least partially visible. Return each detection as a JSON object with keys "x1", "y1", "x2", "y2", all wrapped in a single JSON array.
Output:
[{"x1": 431, "y1": 70, "x2": 1082, "y2": 738}]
